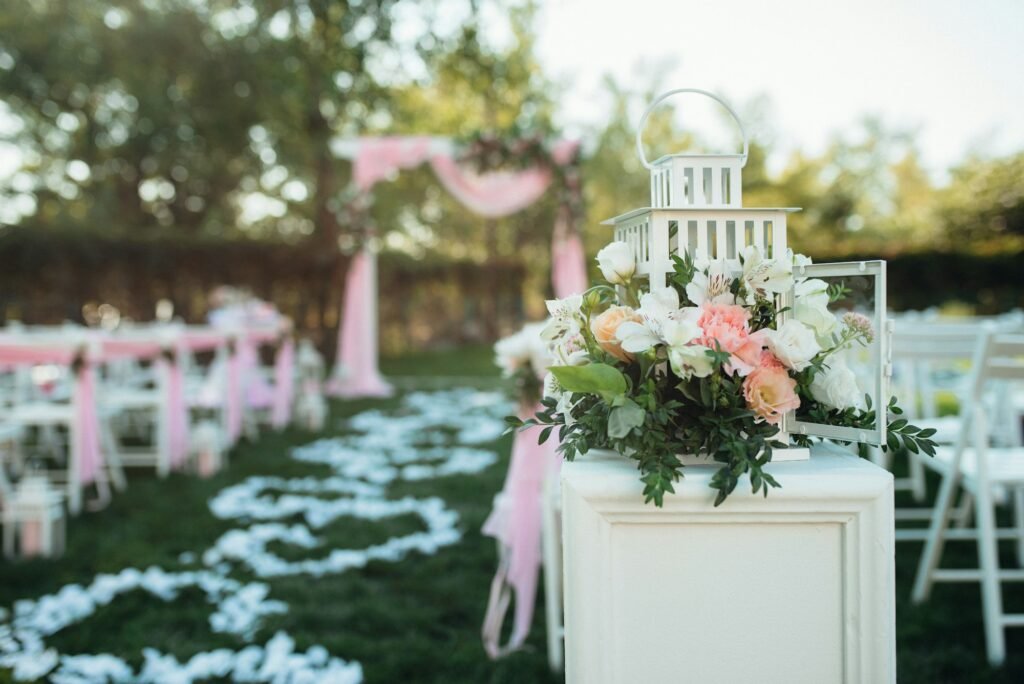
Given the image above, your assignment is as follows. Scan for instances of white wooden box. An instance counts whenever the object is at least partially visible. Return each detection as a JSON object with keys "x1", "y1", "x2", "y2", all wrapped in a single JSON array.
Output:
[{"x1": 561, "y1": 443, "x2": 895, "y2": 684}]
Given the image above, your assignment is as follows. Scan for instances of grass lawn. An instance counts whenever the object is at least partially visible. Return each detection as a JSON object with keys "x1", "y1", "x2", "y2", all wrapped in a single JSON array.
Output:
[{"x1": 0, "y1": 343, "x2": 1021, "y2": 683}]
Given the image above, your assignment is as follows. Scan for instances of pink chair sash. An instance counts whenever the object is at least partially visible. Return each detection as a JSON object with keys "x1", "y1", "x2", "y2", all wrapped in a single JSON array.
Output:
[
  {"x1": 481, "y1": 403, "x2": 560, "y2": 658},
  {"x1": 225, "y1": 343, "x2": 243, "y2": 442},
  {"x1": 159, "y1": 353, "x2": 190, "y2": 471},
  {"x1": 271, "y1": 337, "x2": 295, "y2": 429}
]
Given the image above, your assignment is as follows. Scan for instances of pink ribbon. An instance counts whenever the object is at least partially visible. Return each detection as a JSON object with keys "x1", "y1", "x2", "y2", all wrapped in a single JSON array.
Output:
[
  {"x1": 271, "y1": 336, "x2": 295, "y2": 429},
  {"x1": 481, "y1": 403, "x2": 560, "y2": 658}
]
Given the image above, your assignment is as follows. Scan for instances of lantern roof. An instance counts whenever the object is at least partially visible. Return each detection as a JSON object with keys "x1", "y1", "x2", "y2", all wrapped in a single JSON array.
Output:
[{"x1": 602, "y1": 206, "x2": 802, "y2": 226}]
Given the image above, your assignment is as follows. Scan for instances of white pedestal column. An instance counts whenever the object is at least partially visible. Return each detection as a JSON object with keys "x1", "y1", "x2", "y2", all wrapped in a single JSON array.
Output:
[{"x1": 561, "y1": 443, "x2": 895, "y2": 684}]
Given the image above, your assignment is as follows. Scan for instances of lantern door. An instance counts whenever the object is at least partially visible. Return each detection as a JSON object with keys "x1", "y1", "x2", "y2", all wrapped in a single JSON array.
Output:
[{"x1": 780, "y1": 260, "x2": 890, "y2": 446}]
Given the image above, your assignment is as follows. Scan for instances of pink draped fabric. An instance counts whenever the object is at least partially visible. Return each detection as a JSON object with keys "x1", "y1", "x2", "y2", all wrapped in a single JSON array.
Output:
[
  {"x1": 73, "y1": 365, "x2": 103, "y2": 485},
  {"x1": 428, "y1": 155, "x2": 552, "y2": 218},
  {"x1": 481, "y1": 403, "x2": 560, "y2": 658},
  {"x1": 327, "y1": 249, "x2": 393, "y2": 398},
  {"x1": 271, "y1": 337, "x2": 295, "y2": 429},
  {"x1": 332, "y1": 136, "x2": 585, "y2": 398},
  {"x1": 353, "y1": 136, "x2": 434, "y2": 192},
  {"x1": 552, "y1": 231, "x2": 589, "y2": 299},
  {"x1": 225, "y1": 344, "x2": 243, "y2": 442},
  {"x1": 0, "y1": 344, "x2": 103, "y2": 485},
  {"x1": 162, "y1": 355, "x2": 190, "y2": 470}
]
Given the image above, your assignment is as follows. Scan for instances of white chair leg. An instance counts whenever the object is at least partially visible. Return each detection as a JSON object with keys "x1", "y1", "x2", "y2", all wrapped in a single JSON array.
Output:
[
  {"x1": 1014, "y1": 487, "x2": 1024, "y2": 568},
  {"x1": 912, "y1": 460, "x2": 962, "y2": 603},
  {"x1": 100, "y1": 419, "x2": 128, "y2": 492},
  {"x1": 66, "y1": 420, "x2": 82, "y2": 516},
  {"x1": 975, "y1": 473, "x2": 1006, "y2": 665},
  {"x1": 953, "y1": 491, "x2": 974, "y2": 529},
  {"x1": 908, "y1": 452, "x2": 928, "y2": 502}
]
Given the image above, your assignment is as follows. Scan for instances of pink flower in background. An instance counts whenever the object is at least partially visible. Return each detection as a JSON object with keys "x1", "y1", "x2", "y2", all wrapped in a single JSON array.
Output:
[
  {"x1": 697, "y1": 303, "x2": 765, "y2": 376},
  {"x1": 743, "y1": 364, "x2": 800, "y2": 425}
]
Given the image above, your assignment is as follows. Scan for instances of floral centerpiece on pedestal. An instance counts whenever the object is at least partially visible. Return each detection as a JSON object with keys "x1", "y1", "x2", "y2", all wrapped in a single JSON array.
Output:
[{"x1": 511, "y1": 242, "x2": 937, "y2": 506}]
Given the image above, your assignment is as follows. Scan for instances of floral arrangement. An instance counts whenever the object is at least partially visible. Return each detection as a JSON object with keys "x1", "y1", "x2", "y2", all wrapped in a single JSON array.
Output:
[
  {"x1": 511, "y1": 241, "x2": 937, "y2": 506},
  {"x1": 494, "y1": 322, "x2": 552, "y2": 407}
]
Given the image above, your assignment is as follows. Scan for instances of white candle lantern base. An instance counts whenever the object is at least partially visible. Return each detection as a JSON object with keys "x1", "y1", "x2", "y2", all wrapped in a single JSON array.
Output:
[
  {"x1": 3, "y1": 477, "x2": 66, "y2": 559},
  {"x1": 192, "y1": 420, "x2": 225, "y2": 478},
  {"x1": 561, "y1": 444, "x2": 894, "y2": 684}
]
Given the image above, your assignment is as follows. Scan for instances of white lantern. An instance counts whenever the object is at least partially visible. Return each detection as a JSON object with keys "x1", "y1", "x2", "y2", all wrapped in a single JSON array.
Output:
[
  {"x1": 3, "y1": 476, "x2": 66, "y2": 559},
  {"x1": 295, "y1": 339, "x2": 327, "y2": 431},
  {"x1": 608, "y1": 89, "x2": 892, "y2": 451},
  {"x1": 192, "y1": 419, "x2": 225, "y2": 478},
  {"x1": 295, "y1": 385, "x2": 327, "y2": 431}
]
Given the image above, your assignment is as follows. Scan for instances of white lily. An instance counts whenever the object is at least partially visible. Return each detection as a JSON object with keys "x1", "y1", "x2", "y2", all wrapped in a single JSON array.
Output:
[
  {"x1": 544, "y1": 372, "x2": 578, "y2": 426},
  {"x1": 740, "y1": 245, "x2": 793, "y2": 300},
  {"x1": 541, "y1": 294, "x2": 583, "y2": 343},
  {"x1": 685, "y1": 257, "x2": 737, "y2": 306},
  {"x1": 552, "y1": 331, "x2": 589, "y2": 366},
  {"x1": 616, "y1": 288, "x2": 685, "y2": 353},
  {"x1": 668, "y1": 344, "x2": 715, "y2": 379}
]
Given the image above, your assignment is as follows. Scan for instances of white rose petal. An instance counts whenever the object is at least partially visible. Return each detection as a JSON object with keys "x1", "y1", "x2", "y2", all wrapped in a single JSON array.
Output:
[
  {"x1": 794, "y1": 278, "x2": 837, "y2": 339},
  {"x1": 810, "y1": 359, "x2": 863, "y2": 410},
  {"x1": 764, "y1": 320, "x2": 820, "y2": 372}
]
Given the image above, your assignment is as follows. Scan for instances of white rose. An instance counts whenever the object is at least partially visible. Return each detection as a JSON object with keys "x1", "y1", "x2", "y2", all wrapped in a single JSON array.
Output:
[
  {"x1": 595, "y1": 241, "x2": 636, "y2": 285},
  {"x1": 764, "y1": 320, "x2": 820, "y2": 372},
  {"x1": 794, "y1": 278, "x2": 837, "y2": 339},
  {"x1": 810, "y1": 359, "x2": 863, "y2": 410}
]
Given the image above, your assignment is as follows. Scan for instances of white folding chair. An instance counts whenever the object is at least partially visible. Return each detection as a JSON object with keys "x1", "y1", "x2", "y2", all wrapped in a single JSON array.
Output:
[
  {"x1": 100, "y1": 328, "x2": 184, "y2": 478},
  {"x1": 2, "y1": 336, "x2": 126, "y2": 514},
  {"x1": 911, "y1": 331, "x2": 1024, "y2": 665}
]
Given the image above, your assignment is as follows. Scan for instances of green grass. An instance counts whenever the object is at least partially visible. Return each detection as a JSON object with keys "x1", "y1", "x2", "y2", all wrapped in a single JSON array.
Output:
[{"x1": 0, "y1": 345, "x2": 1022, "y2": 683}]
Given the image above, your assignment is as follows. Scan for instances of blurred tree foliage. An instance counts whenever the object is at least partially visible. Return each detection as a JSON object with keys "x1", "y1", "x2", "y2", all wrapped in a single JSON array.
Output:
[{"x1": 0, "y1": 0, "x2": 1021, "y2": 339}]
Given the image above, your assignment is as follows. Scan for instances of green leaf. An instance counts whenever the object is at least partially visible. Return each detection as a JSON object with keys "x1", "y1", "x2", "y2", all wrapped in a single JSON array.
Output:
[
  {"x1": 608, "y1": 399, "x2": 646, "y2": 439},
  {"x1": 550, "y1": 363, "x2": 627, "y2": 401}
]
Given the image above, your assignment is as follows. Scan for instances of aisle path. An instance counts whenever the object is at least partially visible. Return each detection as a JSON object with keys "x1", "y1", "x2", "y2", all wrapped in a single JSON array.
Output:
[{"x1": 0, "y1": 388, "x2": 511, "y2": 683}]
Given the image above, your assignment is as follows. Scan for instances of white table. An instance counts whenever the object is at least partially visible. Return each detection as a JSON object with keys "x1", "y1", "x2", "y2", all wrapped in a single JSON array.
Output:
[{"x1": 561, "y1": 443, "x2": 895, "y2": 684}]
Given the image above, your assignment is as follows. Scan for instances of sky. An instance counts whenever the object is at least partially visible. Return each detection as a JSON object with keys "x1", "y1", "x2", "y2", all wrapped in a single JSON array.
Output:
[{"x1": 530, "y1": 0, "x2": 1024, "y2": 177}]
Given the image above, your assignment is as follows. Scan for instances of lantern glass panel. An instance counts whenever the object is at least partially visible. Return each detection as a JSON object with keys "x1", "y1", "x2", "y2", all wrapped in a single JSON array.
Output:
[{"x1": 782, "y1": 261, "x2": 889, "y2": 446}]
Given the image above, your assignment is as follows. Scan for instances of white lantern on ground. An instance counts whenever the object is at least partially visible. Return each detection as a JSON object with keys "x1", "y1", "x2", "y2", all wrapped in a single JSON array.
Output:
[
  {"x1": 295, "y1": 339, "x2": 327, "y2": 431},
  {"x1": 607, "y1": 88, "x2": 891, "y2": 452},
  {"x1": 3, "y1": 476, "x2": 66, "y2": 559},
  {"x1": 192, "y1": 419, "x2": 225, "y2": 478}
]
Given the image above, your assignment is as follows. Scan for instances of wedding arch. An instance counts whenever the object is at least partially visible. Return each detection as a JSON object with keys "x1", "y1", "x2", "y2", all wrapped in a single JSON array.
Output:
[{"x1": 325, "y1": 135, "x2": 588, "y2": 397}]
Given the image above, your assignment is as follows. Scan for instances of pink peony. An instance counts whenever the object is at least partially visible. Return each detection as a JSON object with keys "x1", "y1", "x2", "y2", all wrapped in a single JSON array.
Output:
[
  {"x1": 743, "y1": 364, "x2": 801, "y2": 425},
  {"x1": 697, "y1": 304, "x2": 765, "y2": 376}
]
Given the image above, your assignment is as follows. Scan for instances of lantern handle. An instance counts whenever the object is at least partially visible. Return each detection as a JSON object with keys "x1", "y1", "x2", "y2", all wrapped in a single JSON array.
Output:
[{"x1": 636, "y1": 88, "x2": 749, "y2": 170}]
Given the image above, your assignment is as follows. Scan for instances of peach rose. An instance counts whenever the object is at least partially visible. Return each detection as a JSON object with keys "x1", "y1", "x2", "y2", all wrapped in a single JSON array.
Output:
[
  {"x1": 590, "y1": 305, "x2": 641, "y2": 363},
  {"x1": 743, "y1": 364, "x2": 801, "y2": 425},
  {"x1": 697, "y1": 303, "x2": 763, "y2": 376}
]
